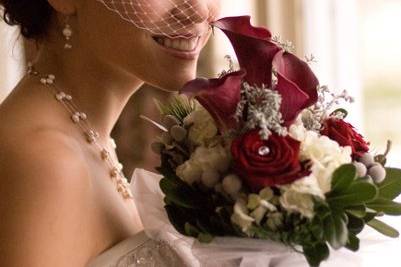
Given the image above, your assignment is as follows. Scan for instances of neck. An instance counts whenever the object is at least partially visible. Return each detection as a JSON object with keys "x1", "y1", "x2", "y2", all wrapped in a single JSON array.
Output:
[{"x1": 31, "y1": 44, "x2": 144, "y2": 142}]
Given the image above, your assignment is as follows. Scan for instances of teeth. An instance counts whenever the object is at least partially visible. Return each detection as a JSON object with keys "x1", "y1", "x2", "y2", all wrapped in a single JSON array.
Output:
[{"x1": 155, "y1": 36, "x2": 200, "y2": 52}]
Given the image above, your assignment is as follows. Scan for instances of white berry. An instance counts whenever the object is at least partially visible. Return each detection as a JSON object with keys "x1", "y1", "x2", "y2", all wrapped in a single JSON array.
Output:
[
  {"x1": 201, "y1": 169, "x2": 220, "y2": 188},
  {"x1": 353, "y1": 161, "x2": 367, "y2": 177},
  {"x1": 359, "y1": 153, "x2": 375, "y2": 167},
  {"x1": 170, "y1": 125, "x2": 187, "y2": 142},
  {"x1": 368, "y1": 163, "x2": 386, "y2": 184},
  {"x1": 162, "y1": 115, "x2": 180, "y2": 130},
  {"x1": 222, "y1": 174, "x2": 242, "y2": 196}
]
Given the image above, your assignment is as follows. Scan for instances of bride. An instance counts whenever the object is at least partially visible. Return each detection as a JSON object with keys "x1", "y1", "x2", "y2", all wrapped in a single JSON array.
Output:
[{"x1": 0, "y1": 0, "x2": 220, "y2": 266}]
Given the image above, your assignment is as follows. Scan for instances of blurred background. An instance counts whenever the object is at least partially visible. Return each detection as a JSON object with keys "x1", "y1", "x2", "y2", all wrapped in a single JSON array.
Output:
[{"x1": 1, "y1": 0, "x2": 400, "y2": 175}]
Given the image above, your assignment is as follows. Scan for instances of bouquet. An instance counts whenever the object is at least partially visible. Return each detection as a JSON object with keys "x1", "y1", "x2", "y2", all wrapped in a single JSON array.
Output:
[{"x1": 148, "y1": 16, "x2": 401, "y2": 267}]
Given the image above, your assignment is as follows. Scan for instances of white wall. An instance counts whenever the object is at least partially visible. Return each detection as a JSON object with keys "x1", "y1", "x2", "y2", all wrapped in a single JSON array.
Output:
[{"x1": 0, "y1": 20, "x2": 25, "y2": 102}]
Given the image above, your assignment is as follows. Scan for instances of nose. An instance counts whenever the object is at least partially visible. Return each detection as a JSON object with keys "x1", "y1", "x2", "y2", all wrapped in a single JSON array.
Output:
[{"x1": 169, "y1": 0, "x2": 211, "y2": 26}]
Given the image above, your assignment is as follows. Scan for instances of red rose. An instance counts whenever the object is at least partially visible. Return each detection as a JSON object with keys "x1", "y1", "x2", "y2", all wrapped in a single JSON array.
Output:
[
  {"x1": 321, "y1": 118, "x2": 369, "y2": 159},
  {"x1": 231, "y1": 130, "x2": 310, "y2": 192}
]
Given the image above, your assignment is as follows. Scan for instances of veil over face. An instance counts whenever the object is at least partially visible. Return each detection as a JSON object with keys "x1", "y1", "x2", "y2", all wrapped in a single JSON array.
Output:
[{"x1": 96, "y1": 0, "x2": 221, "y2": 39}]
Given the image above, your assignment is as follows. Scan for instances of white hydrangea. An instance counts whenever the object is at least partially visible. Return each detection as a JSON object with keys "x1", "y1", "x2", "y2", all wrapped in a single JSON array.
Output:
[
  {"x1": 191, "y1": 145, "x2": 231, "y2": 173},
  {"x1": 184, "y1": 106, "x2": 218, "y2": 145},
  {"x1": 280, "y1": 189, "x2": 315, "y2": 219},
  {"x1": 176, "y1": 144, "x2": 231, "y2": 185},
  {"x1": 289, "y1": 117, "x2": 352, "y2": 194},
  {"x1": 176, "y1": 161, "x2": 202, "y2": 185},
  {"x1": 279, "y1": 116, "x2": 352, "y2": 218}
]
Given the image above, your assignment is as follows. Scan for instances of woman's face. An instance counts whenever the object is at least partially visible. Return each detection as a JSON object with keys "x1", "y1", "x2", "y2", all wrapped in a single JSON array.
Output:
[{"x1": 74, "y1": 0, "x2": 221, "y2": 91}]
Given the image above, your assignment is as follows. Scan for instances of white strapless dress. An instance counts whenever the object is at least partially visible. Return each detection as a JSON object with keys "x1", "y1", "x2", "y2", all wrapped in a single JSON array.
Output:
[
  {"x1": 86, "y1": 169, "x2": 401, "y2": 267},
  {"x1": 86, "y1": 231, "x2": 188, "y2": 267}
]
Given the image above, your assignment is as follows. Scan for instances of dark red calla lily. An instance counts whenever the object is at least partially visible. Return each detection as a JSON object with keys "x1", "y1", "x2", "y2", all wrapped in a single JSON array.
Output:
[
  {"x1": 212, "y1": 16, "x2": 319, "y2": 125},
  {"x1": 180, "y1": 70, "x2": 246, "y2": 131},
  {"x1": 180, "y1": 16, "x2": 320, "y2": 131},
  {"x1": 272, "y1": 51, "x2": 319, "y2": 108},
  {"x1": 272, "y1": 51, "x2": 319, "y2": 124},
  {"x1": 212, "y1": 16, "x2": 281, "y2": 87}
]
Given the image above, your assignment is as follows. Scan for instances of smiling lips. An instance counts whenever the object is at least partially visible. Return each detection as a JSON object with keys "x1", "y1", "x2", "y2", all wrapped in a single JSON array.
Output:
[{"x1": 153, "y1": 35, "x2": 201, "y2": 52}]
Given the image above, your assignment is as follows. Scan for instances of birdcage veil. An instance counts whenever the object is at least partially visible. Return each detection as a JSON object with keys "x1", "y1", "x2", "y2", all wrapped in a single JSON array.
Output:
[{"x1": 96, "y1": 0, "x2": 219, "y2": 39}]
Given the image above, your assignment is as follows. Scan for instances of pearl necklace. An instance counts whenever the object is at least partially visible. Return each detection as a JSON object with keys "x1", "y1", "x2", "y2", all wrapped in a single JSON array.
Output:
[{"x1": 27, "y1": 63, "x2": 133, "y2": 200}]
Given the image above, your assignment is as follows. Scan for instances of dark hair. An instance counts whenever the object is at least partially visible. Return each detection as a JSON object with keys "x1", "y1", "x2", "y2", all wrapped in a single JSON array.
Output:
[{"x1": 0, "y1": 0, "x2": 53, "y2": 39}]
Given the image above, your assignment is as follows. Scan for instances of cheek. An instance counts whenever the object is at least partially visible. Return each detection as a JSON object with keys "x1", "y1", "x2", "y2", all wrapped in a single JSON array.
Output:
[
  {"x1": 208, "y1": 0, "x2": 222, "y2": 20},
  {"x1": 78, "y1": 1, "x2": 200, "y2": 91}
]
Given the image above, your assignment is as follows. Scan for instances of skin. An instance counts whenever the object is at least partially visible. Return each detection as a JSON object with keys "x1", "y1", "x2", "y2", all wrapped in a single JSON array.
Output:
[{"x1": 0, "y1": 0, "x2": 220, "y2": 266}]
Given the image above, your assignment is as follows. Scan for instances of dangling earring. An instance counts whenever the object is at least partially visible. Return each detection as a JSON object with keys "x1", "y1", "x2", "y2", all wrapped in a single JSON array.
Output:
[{"x1": 62, "y1": 16, "x2": 73, "y2": 49}]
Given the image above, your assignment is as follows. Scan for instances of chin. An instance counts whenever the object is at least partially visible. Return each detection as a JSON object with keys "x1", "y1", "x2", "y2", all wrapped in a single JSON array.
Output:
[{"x1": 148, "y1": 64, "x2": 197, "y2": 92}]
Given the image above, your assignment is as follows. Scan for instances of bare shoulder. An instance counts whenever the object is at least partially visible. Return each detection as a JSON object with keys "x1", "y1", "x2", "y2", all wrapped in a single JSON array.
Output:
[
  {"x1": 0, "y1": 128, "x2": 94, "y2": 266},
  {"x1": 0, "y1": 126, "x2": 90, "y2": 189}
]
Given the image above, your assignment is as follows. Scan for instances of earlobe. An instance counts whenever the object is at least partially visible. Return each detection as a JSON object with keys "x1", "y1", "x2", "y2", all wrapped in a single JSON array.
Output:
[{"x1": 47, "y1": 0, "x2": 76, "y2": 15}]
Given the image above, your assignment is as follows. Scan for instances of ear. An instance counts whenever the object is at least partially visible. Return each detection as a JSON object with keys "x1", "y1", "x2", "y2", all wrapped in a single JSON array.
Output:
[{"x1": 47, "y1": 0, "x2": 76, "y2": 15}]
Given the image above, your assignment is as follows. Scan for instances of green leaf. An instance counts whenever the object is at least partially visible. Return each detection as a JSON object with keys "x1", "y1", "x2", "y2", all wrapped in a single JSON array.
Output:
[
  {"x1": 198, "y1": 233, "x2": 214, "y2": 243},
  {"x1": 363, "y1": 212, "x2": 377, "y2": 223},
  {"x1": 328, "y1": 181, "x2": 378, "y2": 207},
  {"x1": 157, "y1": 154, "x2": 180, "y2": 181},
  {"x1": 184, "y1": 223, "x2": 200, "y2": 237},
  {"x1": 377, "y1": 168, "x2": 401, "y2": 200},
  {"x1": 345, "y1": 233, "x2": 360, "y2": 252},
  {"x1": 346, "y1": 205, "x2": 366, "y2": 218},
  {"x1": 366, "y1": 198, "x2": 401, "y2": 215},
  {"x1": 367, "y1": 218, "x2": 399, "y2": 238},
  {"x1": 160, "y1": 178, "x2": 198, "y2": 209},
  {"x1": 330, "y1": 164, "x2": 357, "y2": 194},
  {"x1": 249, "y1": 225, "x2": 271, "y2": 239},
  {"x1": 323, "y1": 211, "x2": 348, "y2": 249},
  {"x1": 332, "y1": 108, "x2": 348, "y2": 118},
  {"x1": 310, "y1": 217, "x2": 324, "y2": 240},
  {"x1": 347, "y1": 215, "x2": 365, "y2": 234},
  {"x1": 164, "y1": 205, "x2": 191, "y2": 235},
  {"x1": 156, "y1": 96, "x2": 196, "y2": 122},
  {"x1": 303, "y1": 243, "x2": 330, "y2": 267}
]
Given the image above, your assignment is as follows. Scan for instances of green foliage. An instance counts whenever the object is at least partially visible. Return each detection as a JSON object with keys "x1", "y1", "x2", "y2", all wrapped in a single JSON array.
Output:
[
  {"x1": 367, "y1": 219, "x2": 399, "y2": 238},
  {"x1": 330, "y1": 164, "x2": 356, "y2": 194},
  {"x1": 377, "y1": 168, "x2": 401, "y2": 200},
  {"x1": 158, "y1": 158, "x2": 401, "y2": 267},
  {"x1": 328, "y1": 181, "x2": 378, "y2": 207},
  {"x1": 347, "y1": 215, "x2": 365, "y2": 234},
  {"x1": 156, "y1": 96, "x2": 196, "y2": 122},
  {"x1": 346, "y1": 205, "x2": 367, "y2": 218},
  {"x1": 322, "y1": 210, "x2": 348, "y2": 249},
  {"x1": 327, "y1": 164, "x2": 378, "y2": 207},
  {"x1": 366, "y1": 198, "x2": 401, "y2": 215},
  {"x1": 331, "y1": 108, "x2": 348, "y2": 119},
  {"x1": 158, "y1": 155, "x2": 237, "y2": 243},
  {"x1": 303, "y1": 243, "x2": 330, "y2": 267},
  {"x1": 345, "y1": 233, "x2": 360, "y2": 251}
]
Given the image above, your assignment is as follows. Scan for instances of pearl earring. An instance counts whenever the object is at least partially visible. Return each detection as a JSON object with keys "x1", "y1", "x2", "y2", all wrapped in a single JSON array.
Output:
[{"x1": 62, "y1": 17, "x2": 73, "y2": 49}]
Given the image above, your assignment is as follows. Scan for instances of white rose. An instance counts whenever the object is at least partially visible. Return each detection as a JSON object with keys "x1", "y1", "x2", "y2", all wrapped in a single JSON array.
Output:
[
  {"x1": 184, "y1": 107, "x2": 218, "y2": 145},
  {"x1": 280, "y1": 189, "x2": 315, "y2": 219}
]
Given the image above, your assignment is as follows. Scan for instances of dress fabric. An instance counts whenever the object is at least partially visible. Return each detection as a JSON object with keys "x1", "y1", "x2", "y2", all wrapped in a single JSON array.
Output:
[{"x1": 86, "y1": 231, "x2": 187, "y2": 267}]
